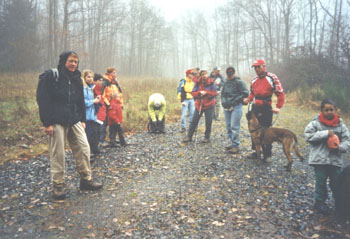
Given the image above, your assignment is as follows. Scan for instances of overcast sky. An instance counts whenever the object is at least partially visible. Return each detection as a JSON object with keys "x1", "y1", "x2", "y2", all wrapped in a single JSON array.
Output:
[{"x1": 149, "y1": 0, "x2": 226, "y2": 21}]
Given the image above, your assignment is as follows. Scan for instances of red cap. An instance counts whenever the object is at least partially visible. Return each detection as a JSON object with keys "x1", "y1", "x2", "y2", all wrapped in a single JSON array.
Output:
[
  {"x1": 186, "y1": 69, "x2": 192, "y2": 75},
  {"x1": 252, "y1": 59, "x2": 265, "y2": 67},
  {"x1": 327, "y1": 134, "x2": 340, "y2": 149}
]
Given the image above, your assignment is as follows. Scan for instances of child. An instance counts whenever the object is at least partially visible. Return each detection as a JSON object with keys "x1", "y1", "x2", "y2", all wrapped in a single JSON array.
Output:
[
  {"x1": 107, "y1": 92, "x2": 126, "y2": 147},
  {"x1": 304, "y1": 98, "x2": 350, "y2": 214},
  {"x1": 82, "y1": 70, "x2": 101, "y2": 156},
  {"x1": 93, "y1": 73, "x2": 107, "y2": 145}
]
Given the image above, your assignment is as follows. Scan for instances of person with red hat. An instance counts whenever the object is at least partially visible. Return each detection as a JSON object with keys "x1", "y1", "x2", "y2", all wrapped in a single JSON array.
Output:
[
  {"x1": 304, "y1": 98, "x2": 350, "y2": 215},
  {"x1": 243, "y1": 59, "x2": 285, "y2": 159},
  {"x1": 177, "y1": 69, "x2": 195, "y2": 132}
]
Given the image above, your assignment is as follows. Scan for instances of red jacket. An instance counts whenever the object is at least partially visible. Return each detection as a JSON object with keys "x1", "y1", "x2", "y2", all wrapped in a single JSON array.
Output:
[
  {"x1": 248, "y1": 72, "x2": 285, "y2": 108},
  {"x1": 93, "y1": 84, "x2": 106, "y2": 124},
  {"x1": 108, "y1": 98, "x2": 123, "y2": 125},
  {"x1": 191, "y1": 78, "x2": 217, "y2": 111}
]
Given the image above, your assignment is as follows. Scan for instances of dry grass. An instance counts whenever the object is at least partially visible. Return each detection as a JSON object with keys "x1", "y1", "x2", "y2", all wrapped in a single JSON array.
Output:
[
  {"x1": 1, "y1": 73, "x2": 349, "y2": 165},
  {"x1": 0, "y1": 73, "x2": 180, "y2": 164}
]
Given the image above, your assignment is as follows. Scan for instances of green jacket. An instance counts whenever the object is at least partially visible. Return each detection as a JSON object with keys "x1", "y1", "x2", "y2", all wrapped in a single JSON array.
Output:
[
  {"x1": 221, "y1": 76, "x2": 249, "y2": 109},
  {"x1": 304, "y1": 116, "x2": 350, "y2": 167}
]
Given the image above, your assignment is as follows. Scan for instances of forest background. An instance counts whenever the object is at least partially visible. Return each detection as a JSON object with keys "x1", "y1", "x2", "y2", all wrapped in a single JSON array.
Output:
[{"x1": 0, "y1": 0, "x2": 350, "y2": 163}]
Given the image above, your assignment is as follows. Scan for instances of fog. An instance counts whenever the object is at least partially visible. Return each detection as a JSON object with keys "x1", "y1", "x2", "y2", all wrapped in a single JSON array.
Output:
[{"x1": 0, "y1": 0, "x2": 349, "y2": 78}]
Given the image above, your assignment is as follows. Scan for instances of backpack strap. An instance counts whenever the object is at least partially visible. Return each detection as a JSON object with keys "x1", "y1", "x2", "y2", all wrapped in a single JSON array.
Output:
[{"x1": 51, "y1": 68, "x2": 59, "y2": 82}]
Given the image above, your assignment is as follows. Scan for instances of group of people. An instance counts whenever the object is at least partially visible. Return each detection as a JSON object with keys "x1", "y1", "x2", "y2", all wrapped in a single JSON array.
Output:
[
  {"x1": 37, "y1": 51, "x2": 130, "y2": 200},
  {"x1": 37, "y1": 51, "x2": 350, "y2": 217},
  {"x1": 178, "y1": 60, "x2": 350, "y2": 216}
]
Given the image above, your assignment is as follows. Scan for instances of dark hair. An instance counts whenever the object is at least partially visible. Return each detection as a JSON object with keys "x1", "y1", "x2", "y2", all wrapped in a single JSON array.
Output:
[
  {"x1": 199, "y1": 70, "x2": 207, "y2": 76},
  {"x1": 321, "y1": 98, "x2": 337, "y2": 110},
  {"x1": 94, "y1": 73, "x2": 103, "y2": 81}
]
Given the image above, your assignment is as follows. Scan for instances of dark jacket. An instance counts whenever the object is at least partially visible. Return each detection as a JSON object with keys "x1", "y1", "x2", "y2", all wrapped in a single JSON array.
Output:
[
  {"x1": 221, "y1": 76, "x2": 249, "y2": 109},
  {"x1": 36, "y1": 52, "x2": 85, "y2": 127}
]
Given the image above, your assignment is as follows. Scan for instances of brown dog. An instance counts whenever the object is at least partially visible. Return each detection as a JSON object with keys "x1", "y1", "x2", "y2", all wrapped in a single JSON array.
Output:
[{"x1": 246, "y1": 111, "x2": 304, "y2": 171}]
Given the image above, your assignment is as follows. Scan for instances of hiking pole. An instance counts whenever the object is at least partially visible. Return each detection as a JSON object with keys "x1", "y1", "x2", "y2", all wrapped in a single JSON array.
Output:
[{"x1": 193, "y1": 97, "x2": 203, "y2": 143}]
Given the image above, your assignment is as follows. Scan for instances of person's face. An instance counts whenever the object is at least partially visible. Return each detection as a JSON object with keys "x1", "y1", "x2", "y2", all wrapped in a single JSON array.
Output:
[
  {"x1": 65, "y1": 56, "x2": 79, "y2": 72},
  {"x1": 85, "y1": 73, "x2": 94, "y2": 85},
  {"x1": 214, "y1": 69, "x2": 220, "y2": 75},
  {"x1": 254, "y1": 64, "x2": 265, "y2": 75},
  {"x1": 110, "y1": 70, "x2": 117, "y2": 79},
  {"x1": 94, "y1": 78, "x2": 103, "y2": 86},
  {"x1": 321, "y1": 104, "x2": 337, "y2": 120},
  {"x1": 188, "y1": 74, "x2": 193, "y2": 79},
  {"x1": 227, "y1": 74, "x2": 234, "y2": 80}
]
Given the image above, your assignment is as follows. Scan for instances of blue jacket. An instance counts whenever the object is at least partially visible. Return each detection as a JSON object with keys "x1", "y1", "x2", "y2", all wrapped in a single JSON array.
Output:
[{"x1": 83, "y1": 83, "x2": 97, "y2": 121}]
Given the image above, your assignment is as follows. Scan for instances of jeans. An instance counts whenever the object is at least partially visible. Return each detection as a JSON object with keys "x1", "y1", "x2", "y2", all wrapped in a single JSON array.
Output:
[
  {"x1": 188, "y1": 106, "x2": 214, "y2": 140},
  {"x1": 224, "y1": 104, "x2": 243, "y2": 148},
  {"x1": 181, "y1": 99, "x2": 195, "y2": 129},
  {"x1": 99, "y1": 119, "x2": 108, "y2": 143},
  {"x1": 214, "y1": 92, "x2": 221, "y2": 119},
  {"x1": 313, "y1": 164, "x2": 342, "y2": 202},
  {"x1": 85, "y1": 121, "x2": 99, "y2": 153}
]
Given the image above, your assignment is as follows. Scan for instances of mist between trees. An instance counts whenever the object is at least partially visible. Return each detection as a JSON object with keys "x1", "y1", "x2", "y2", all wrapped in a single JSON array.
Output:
[{"x1": 0, "y1": 0, "x2": 350, "y2": 108}]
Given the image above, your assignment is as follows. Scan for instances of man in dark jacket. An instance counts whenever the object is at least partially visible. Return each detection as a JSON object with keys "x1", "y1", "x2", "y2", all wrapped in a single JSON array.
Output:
[
  {"x1": 37, "y1": 51, "x2": 103, "y2": 200},
  {"x1": 221, "y1": 67, "x2": 249, "y2": 154}
]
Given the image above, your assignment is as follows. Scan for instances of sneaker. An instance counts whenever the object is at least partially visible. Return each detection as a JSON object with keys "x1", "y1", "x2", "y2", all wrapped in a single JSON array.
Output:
[
  {"x1": 228, "y1": 147, "x2": 239, "y2": 154},
  {"x1": 80, "y1": 179, "x2": 103, "y2": 191},
  {"x1": 314, "y1": 200, "x2": 331, "y2": 215},
  {"x1": 180, "y1": 128, "x2": 186, "y2": 133},
  {"x1": 247, "y1": 152, "x2": 258, "y2": 159},
  {"x1": 52, "y1": 183, "x2": 66, "y2": 200},
  {"x1": 182, "y1": 136, "x2": 192, "y2": 143},
  {"x1": 225, "y1": 145, "x2": 233, "y2": 150},
  {"x1": 201, "y1": 138, "x2": 210, "y2": 143}
]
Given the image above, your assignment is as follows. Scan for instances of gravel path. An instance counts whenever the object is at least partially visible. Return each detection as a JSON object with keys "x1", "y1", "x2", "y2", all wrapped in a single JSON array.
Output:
[{"x1": 1, "y1": 112, "x2": 350, "y2": 238}]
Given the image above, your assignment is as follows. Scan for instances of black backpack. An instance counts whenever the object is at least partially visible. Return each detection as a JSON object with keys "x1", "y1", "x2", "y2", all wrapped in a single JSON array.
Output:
[{"x1": 336, "y1": 165, "x2": 350, "y2": 218}]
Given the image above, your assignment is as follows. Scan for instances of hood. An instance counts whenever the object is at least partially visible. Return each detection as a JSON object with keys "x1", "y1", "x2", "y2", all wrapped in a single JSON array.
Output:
[{"x1": 57, "y1": 50, "x2": 79, "y2": 71}]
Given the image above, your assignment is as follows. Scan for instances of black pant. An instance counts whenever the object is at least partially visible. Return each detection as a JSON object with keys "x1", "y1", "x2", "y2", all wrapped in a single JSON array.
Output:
[
  {"x1": 188, "y1": 106, "x2": 214, "y2": 140},
  {"x1": 109, "y1": 124, "x2": 126, "y2": 145},
  {"x1": 251, "y1": 104, "x2": 273, "y2": 155},
  {"x1": 149, "y1": 117, "x2": 165, "y2": 133},
  {"x1": 85, "y1": 121, "x2": 100, "y2": 153}
]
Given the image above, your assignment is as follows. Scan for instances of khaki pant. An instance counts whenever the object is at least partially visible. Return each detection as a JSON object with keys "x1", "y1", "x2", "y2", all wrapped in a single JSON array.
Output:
[{"x1": 48, "y1": 122, "x2": 92, "y2": 185}]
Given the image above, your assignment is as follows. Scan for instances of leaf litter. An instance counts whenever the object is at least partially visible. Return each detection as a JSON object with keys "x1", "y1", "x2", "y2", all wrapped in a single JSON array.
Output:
[{"x1": 0, "y1": 105, "x2": 350, "y2": 238}]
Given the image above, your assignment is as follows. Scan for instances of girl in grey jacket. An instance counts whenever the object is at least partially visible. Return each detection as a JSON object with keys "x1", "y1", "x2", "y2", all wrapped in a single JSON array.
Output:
[{"x1": 304, "y1": 99, "x2": 350, "y2": 214}]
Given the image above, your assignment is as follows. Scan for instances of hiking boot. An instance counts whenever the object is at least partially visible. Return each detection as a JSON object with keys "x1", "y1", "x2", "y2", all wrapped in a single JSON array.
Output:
[
  {"x1": 80, "y1": 179, "x2": 103, "y2": 191},
  {"x1": 99, "y1": 142, "x2": 109, "y2": 147},
  {"x1": 92, "y1": 148, "x2": 101, "y2": 155},
  {"x1": 109, "y1": 140, "x2": 118, "y2": 148},
  {"x1": 247, "y1": 152, "x2": 258, "y2": 159},
  {"x1": 52, "y1": 183, "x2": 66, "y2": 200},
  {"x1": 202, "y1": 138, "x2": 210, "y2": 143},
  {"x1": 228, "y1": 147, "x2": 239, "y2": 154},
  {"x1": 182, "y1": 136, "x2": 192, "y2": 143},
  {"x1": 225, "y1": 145, "x2": 233, "y2": 150},
  {"x1": 314, "y1": 200, "x2": 331, "y2": 215},
  {"x1": 180, "y1": 128, "x2": 186, "y2": 133}
]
